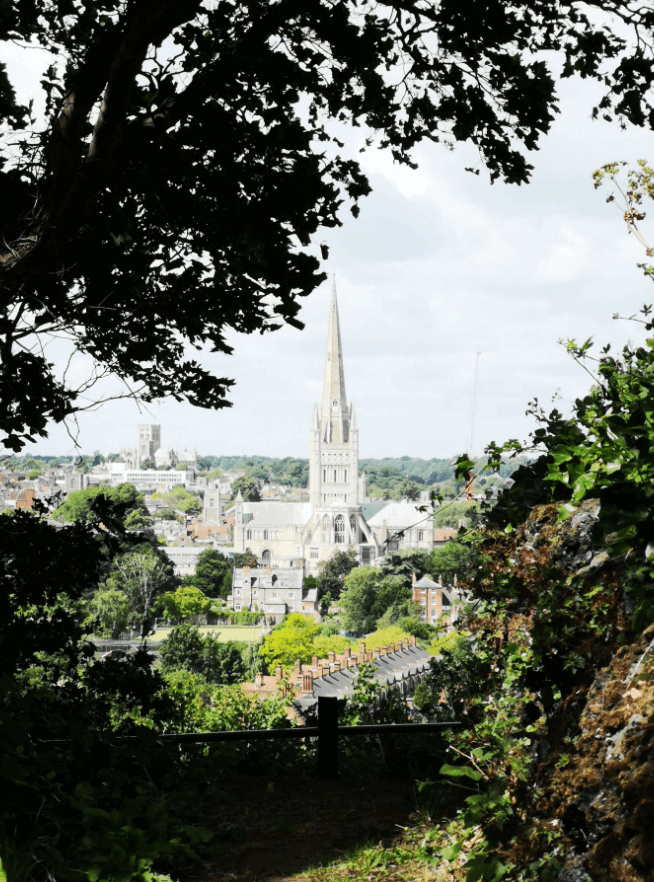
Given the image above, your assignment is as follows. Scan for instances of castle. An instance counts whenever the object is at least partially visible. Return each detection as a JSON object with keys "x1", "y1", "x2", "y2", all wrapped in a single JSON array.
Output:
[{"x1": 230, "y1": 279, "x2": 437, "y2": 574}]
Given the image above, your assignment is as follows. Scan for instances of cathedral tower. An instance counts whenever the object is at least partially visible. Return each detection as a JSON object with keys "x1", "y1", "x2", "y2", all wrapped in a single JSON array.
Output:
[{"x1": 309, "y1": 278, "x2": 359, "y2": 512}]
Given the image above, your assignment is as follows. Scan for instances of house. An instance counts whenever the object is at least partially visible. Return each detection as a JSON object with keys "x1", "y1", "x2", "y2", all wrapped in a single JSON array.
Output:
[
  {"x1": 230, "y1": 565, "x2": 320, "y2": 622},
  {"x1": 412, "y1": 574, "x2": 460, "y2": 625},
  {"x1": 242, "y1": 636, "x2": 432, "y2": 724}
]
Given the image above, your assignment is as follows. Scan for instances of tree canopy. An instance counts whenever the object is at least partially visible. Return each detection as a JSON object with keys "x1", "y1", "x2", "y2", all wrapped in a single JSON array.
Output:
[
  {"x1": 192, "y1": 547, "x2": 232, "y2": 598},
  {"x1": 230, "y1": 476, "x2": 262, "y2": 503},
  {"x1": 339, "y1": 565, "x2": 411, "y2": 636},
  {"x1": 317, "y1": 548, "x2": 358, "y2": 601},
  {"x1": 53, "y1": 482, "x2": 151, "y2": 527},
  {"x1": 3, "y1": 0, "x2": 653, "y2": 450}
]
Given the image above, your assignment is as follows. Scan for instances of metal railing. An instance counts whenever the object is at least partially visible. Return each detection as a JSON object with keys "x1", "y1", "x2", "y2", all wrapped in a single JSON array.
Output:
[{"x1": 45, "y1": 697, "x2": 460, "y2": 779}]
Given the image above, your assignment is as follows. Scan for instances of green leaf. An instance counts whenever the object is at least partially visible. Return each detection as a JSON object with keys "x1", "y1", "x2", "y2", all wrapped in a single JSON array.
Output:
[
  {"x1": 557, "y1": 504, "x2": 575, "y2": 522},
  {"x1": 440, "y1": 838, "x2": 464, "y2": 862},
  {"x1": 439, "y1": 762, "x2": 482, "y2": 781}
]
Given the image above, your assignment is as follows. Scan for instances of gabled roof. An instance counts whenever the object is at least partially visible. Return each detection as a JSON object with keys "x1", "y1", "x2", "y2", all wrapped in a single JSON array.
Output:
[
  {"x1": 366, "y1": 501, "x2": 424, "y2": 527},
  {"x1": 241, "y1": 501, "x2": 311, "y2": 526},
  {"x1": 414, "y1": 575, "x2": 439, "y2": 588},
  {"x1": 232, "y1": 567, "x2": 304, "y2": 590},
  {"x1": 361, "y1": 502, "x2": 389, "y2": 520}
]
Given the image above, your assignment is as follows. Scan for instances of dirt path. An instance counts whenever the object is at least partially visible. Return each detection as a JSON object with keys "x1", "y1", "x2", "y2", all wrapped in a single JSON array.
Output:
[{"x1": 173, "y1": 776, "x2": 419, "y2": 881}]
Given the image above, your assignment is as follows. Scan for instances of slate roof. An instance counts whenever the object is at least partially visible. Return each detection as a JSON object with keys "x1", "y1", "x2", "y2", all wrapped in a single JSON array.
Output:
[
  {"x1": 414, "y1": 575, "x2": 439, "y2": 588},
  {"x1": 361, "y1": 502, "x2": 389, "y2": 520},
  {"x1": 242, "y1": 501, "x2": 311, "y2": 526},
  {"x1": 232, "y1": 567, "x2": 304, "y2": 590},
  {"x1": 292, "y1": 644, "x2": 432, "y2": 716}
]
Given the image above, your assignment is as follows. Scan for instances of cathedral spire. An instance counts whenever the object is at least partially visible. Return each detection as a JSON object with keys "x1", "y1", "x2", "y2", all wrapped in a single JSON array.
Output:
[{"x1": 320, "y1": 276, "x2": 349, "y2": 444}]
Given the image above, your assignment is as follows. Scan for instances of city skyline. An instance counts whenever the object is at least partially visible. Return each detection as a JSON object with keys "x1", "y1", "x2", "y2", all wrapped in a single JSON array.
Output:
[{"x1": 6, "y1": 40, "x2": 654, "y2": 461}]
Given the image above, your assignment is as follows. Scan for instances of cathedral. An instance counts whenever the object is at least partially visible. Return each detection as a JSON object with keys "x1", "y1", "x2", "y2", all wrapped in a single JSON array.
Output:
[{"x1": 231, "y1": 279, "x2": 435, "y2": 573}]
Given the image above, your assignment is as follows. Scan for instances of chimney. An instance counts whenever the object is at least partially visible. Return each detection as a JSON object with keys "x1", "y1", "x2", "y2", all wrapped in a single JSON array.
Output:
[
  {"x1": 328, "y1": 650, "x2": 336, "y2": 663},
  {"x1": 439, "y1": 574, "x2": 443, "y2": 586},
  {"x1": 381, "y1": 645, "x2": 388, "y2": 656},
  {"x1": 402, "y1": 639, "x2": 409, "y2": 650},
  {"x1": 454, "y1": 574, "x2": 458, "y2": 586},
  {"x1": 275, "y1": 664, "x2": 284, "y2": 680},
  {"x1": 410, "y1": 635, "x2": 416, "y2": 647},
  {"x1": 373, "y1": 648, "x2": 380, "y2": 659},
  {"x1": 333, "y1": 661, "x2": 341, "y2": 671},
  {"x1": 294, "y1": 659, "x2": 302, "y2": 673},
  {"x1": 359, "y1": 642, "x2": 366, "y2": 655},
  {"x1": 302, "y1": 673, "x2": 313, "y2": 694},
  {"x1": 343, "y1": 647, "x2": 351, "y2": 659},
  {"x1": 312, "y1": 655, "x2": 318, "y2": 667},
  {"x1": 243, "y1": 565, "x2": 251, "y2": 577},
  {"x1": 412, "y1": 572, "x2": 417, "y2": 586}
]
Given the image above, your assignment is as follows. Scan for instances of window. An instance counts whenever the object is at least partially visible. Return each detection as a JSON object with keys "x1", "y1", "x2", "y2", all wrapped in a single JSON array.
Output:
[
  {"x1": 344, "y1": 469, "x2": 347, "y2": 482},
  {"x1": 310, "y1": 548, "x2": 319, "y2": 559},
  {"x1": 418, "y1": 531, "x2": 424, "y2": 541},
  {"x1": 323, "y1": 468, "x2": 326, "y2": 482},
  {"x1": 246, "y1": 530, "x2": 252, "y2": 540},
  {"x1": 334, "y1": 469, "x2": 337, "y2": 482},
  {"x1": 322, "y1": 515, "x2": 331, "y2": 543},
  {"x1": 262, "y1": 549, "x2": 271, "y2": 565},
  {"x1": 350, "y1": 514, "x2": 356, "y2": 538},
  {"x1": 235, "y1": 589, "x2": 241, "y2": 596},
  {"x1": 263, "y1": 530, "x2": 268, "y2": 540},
  {"x1": 334, "y1": 514, "x2": 345, "y2": 544},
  {"x1": 235, "y1": 604, "x2": 241, "y2": 611},
  {"x1": 272, "y1": 591, "x2": 277, "y2": 598}
]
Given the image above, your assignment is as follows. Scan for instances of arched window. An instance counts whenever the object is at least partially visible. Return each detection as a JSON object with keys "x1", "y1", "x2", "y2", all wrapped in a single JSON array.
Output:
[
  {"x1": 263, "y1": 529, "x2": 268, "y2": 540},
  {"x1": 262, "y1": 550, "x2": 271, "y2": 565},
  {"x1": 334, "y1": 514, "x2": 345, "y2": 544},
  {"x1": 350, "y1": 514, "x2": 357, "y2": 540},
  {"x1": 322, "y1": 515, "x2": 331, "y2": 544},
  {"x1": 323, "y1": 468, "x2": 326, "y2": 482},
  {"x1": 344, "y1": 469, "x2": 347, "y2": 482},
  {"x1": 334, "y1": 469, "x2": 337, "y2": 482}
]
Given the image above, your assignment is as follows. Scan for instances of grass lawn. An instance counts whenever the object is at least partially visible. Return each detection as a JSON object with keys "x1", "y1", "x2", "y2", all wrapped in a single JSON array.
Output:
[{"x1": 152, "y1": 625, "x2": 262, "y2": 643}]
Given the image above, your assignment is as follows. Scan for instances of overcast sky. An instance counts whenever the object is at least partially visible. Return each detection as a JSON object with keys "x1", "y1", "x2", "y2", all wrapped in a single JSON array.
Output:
[{"x1": 5, "y1": 35, "x2": 654, "y2": 462}]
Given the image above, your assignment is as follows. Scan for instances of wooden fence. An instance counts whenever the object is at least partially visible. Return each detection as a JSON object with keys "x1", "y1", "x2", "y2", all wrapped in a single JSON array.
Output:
[{"x1": 47, "y1": 697, "x2": 460, "y2": 779}]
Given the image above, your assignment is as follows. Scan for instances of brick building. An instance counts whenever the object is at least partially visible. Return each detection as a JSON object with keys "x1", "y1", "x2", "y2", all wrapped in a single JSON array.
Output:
[{"x1": 412, "y1": 574, "x2": 459, "y2": 625}]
